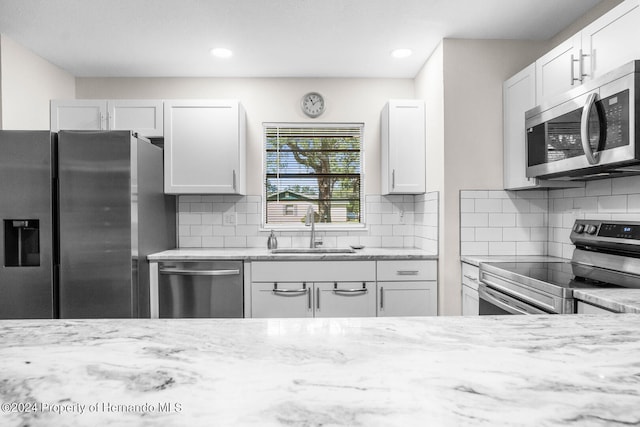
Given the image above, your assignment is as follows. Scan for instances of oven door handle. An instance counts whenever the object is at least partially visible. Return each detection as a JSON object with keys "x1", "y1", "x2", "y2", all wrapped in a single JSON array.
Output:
[{"x1": 478, "y1": 284, "x2": 547, "y2": 315}]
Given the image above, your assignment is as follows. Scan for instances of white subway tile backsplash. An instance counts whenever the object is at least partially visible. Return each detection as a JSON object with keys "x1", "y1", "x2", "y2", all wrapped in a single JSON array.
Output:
[
  {"x1": 475, "y1": 199, "x2": 503, "y2": 213},
  {"x1": 597, "y1": 195, "x2": 627, "y2": 212},
  {"x1": 461, "y1": 213, "x2": 489, "y2": 227},
  {"x1": 460, "y1": 199, "x2": 475, "y2": 213},
  {"x1": 180, "y1": 236, "x2": 202, "y2": 247},
  {"x1": 460, "y1": 227, "x2": 475, "y2": 242},
  {"x1": 488, "y1": 214, "x2": 516, "y2": 228},
  {"x1": 476, "y1": 227, "x2": 502, "y2": 241},
  {"x1": 488, "y1": 242, "x2": 516, "y2": 255},
  {"x1": 516, "y1": 241, "x2": 545, "y2": 255},
  {"x1": 177, "y1": 192, "x2": 439, "y2": 250},
  {"x1": 503, "y1": 228, "x2": 530, "y2": 242},
  {"x1": 586, "y1": 180, "x2": 612, "y2": 196},
  {"x1": 573, "y1": 197, "x2": 598, "y2": 211},
  {"x1": 461, "y1": 242, "x2": 489, "y2": 255},
  {"x1": 612, "y1": 176, "x2": 640, "y2": 195},
  {"x1": 179, "y1": 213, "x2": 202, "y2": 225},
  {"x1": 516, "y1": 213, "x2": 545, "y2": 227},
  {"x1": 628, "y1": 195, "x2": 640, "y2": 212}
]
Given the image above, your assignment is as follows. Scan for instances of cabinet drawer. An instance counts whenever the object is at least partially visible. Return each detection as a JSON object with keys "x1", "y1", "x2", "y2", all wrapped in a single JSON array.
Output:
[
  {"x1": 461, "y1": 262, "x2": 480, "y2": 291},
  {"x1": 252, "y1": 261, "x2": 376, "y2": 282},
  {"x1": 376, "y1": 260, "x2": 436, "y2": 281}
]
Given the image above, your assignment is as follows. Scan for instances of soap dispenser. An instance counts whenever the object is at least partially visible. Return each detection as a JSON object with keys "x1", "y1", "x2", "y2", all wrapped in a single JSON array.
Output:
[{"x1": 267, "y1": 230, "x2": 278, "y2": 249}]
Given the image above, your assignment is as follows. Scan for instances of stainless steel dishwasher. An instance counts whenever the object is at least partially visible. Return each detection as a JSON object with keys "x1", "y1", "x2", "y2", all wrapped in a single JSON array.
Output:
[{"x1": 158, "y1": 261, "x2": 243, "y2": 318}]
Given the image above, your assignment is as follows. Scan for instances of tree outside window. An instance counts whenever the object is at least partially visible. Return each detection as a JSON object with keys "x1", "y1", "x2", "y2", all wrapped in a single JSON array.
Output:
[{"x1": 264, "y1": 124, "x2": 363, "y2": 226}]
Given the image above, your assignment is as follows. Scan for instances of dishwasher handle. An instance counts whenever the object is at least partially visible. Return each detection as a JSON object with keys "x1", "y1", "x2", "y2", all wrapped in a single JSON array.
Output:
[{"x1": 159, "y1": 268, "x2": 240, "y2": 276}]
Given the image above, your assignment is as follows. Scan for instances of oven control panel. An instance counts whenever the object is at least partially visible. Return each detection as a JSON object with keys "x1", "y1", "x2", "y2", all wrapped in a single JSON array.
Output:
[{"x1": 571, "y1": 220, "x2": 640, "y2": 246}]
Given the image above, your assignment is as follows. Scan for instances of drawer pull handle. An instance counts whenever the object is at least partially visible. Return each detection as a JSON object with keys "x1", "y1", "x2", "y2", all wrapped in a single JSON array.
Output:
[
  {"x1": 333, "y1": 282, "x2": 368, "y2": 294},
  {"x1": 463, "y1": 274, "x2": 478, "y2": 282},
  {"x1": 273, "y1": 282, "x2": 308, "y2": 294},
  {"x1": 397, "y1": 270, "x2": 419, "y2": 276}
]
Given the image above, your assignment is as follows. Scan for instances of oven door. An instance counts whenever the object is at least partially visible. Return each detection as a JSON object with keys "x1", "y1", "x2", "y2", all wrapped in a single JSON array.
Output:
[{"x1": 478, "y1": 284, "x2": 549, "y2": 315}]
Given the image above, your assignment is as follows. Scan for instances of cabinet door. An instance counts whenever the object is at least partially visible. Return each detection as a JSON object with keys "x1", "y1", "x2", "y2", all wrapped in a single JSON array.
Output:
[
  {"x1": 50, "y1": 99, "x2": 107, "y2": 131},
  {"x1": 381, "y1": 100, "x2": 425, "y2": 194},
  {"x1": 461, "y1": 284, "x2": 479, "y2": 316},
  {"x1": 582, "y1": 0, "x2": 640, "y2": 81},
  {"x1": 377, "y1": 282, "x2": 437, "y2": 317},
  {"x1": 108, "y1": 100, "x2": 163, "y2": 137},
  {"x1": 503, "y1": 64, "x2": 539, "y2": 190},
  {"x1": 535, "y1": 34, "x2": 582, "y2": 103},
  {"x1": 164, "y1": 100, "x2": 245, "y2": 194},
  {"x1": 314, "y1": 282, "x2": 376, "y2": 318},
  {"x1": 251, "y1": 282, "x2": 312, "y2": 318}
]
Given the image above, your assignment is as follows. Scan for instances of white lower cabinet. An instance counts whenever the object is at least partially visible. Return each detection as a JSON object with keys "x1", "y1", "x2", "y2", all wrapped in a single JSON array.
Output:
[
  {"x1": 377, "y1": 282, "x2": 436, "y2": 316},
  {"x1": 376, "y1": 260, "x2": 438, "y2": 317},
  {"x1": 251, "y1": 261, "x2": 377, "y2": 318},
  {"x1": 250, "y1": 259, "x2": 437, "y2": 318},
  {"x1": 315, "y1": 282, "x2": 377, "y2": 317},
  {"x1": 251, "y1": 281, "x2": 376, "y2": 318},
  {"x1": 251, "y1": 282, "x2": 313, "y2": 318},
  {"x1": 461, "y1": 262, "x2": 480, "y2": 316}
]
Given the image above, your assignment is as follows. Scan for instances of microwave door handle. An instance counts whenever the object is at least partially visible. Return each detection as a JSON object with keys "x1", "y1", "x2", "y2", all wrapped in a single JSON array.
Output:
[{"x1": 580, "y1": 92, "x2": 601, "y2": 165}]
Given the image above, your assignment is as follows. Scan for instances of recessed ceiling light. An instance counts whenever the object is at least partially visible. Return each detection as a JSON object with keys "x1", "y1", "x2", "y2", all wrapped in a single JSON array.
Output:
[
  {"x1": 210, "y1": 48, "x2": 233, "y2": 58},
  {"x1": 391, "y1": 48, "x2": 413, "y2": 59}
]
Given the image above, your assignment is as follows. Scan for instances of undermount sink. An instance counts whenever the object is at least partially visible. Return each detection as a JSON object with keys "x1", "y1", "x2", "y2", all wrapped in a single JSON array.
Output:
[{"x1": 271, "y1": 247, "x2": 356, "y2": 254}]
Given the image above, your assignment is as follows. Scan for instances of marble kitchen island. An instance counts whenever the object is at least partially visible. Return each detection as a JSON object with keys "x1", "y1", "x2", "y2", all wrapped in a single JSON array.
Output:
[{"x1": 1, "y1": 315, "x2": 639, "y2": 426}]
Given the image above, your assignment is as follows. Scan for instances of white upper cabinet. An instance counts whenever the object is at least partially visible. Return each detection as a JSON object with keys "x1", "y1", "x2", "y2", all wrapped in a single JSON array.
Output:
[
  {"x1": 581, "y1": 0, "x2": 640, "y2": 81},
  {"x1": 504, "y1": 64, "x2": 538, "y2": 190},
  {"x1": 164, "y1": 100, "x2": 246, "y2": 195},
  {"x1": 51, "y1": 100, "x2": 108, "y2": 131},
  {"x1": 107, "y1": 100, "x2": 163, "y2": 137},
  {"x1": 51, "y1": 99, "x2": 163, "y2": 138},
  {"x1": 380, "y1": 100, "x2": 426, "y2": 195},
  {"x1": 535, "y1": 0, "x2": 640, "y2": 104},
  {"x1": 535, "y1": 34, "x2": 582, "y2": 103}
]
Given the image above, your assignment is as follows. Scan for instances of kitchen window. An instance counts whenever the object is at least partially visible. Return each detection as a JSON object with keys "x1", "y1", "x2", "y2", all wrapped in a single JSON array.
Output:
[{"x1": 264, "y1": 123, "x2": 364, "y2": 227}]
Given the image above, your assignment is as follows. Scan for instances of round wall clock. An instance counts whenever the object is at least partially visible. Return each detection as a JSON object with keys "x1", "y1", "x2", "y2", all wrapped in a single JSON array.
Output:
[{"x1": 301, "y1": 92, "x2": 325, "y2": 118}]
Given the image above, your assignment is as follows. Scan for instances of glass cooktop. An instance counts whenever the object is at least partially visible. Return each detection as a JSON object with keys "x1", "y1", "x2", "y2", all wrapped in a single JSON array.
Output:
[{"x1": 483, "y1": 261, "x2": 624, "y2": 290}]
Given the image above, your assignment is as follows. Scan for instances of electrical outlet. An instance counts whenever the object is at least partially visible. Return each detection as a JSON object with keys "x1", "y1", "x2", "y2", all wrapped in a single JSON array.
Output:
[{"x1": 223, "y1": 212, "x2": 236, "y2": 225}]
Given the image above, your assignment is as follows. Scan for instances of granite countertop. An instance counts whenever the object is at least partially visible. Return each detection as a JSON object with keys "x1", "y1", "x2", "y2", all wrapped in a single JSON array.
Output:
[
  {"x1": 148, "y1": 247, "x2": 437, "y2": 262},
  {"x1": 460, "y1": 255, "x2": 568, "y2": 267},
  {"x1": 574, "y1": 289, "x2": 640, "y2": 313},
  {"x1": 2, "y1": 315, "x2": 640, "y2": 426}
]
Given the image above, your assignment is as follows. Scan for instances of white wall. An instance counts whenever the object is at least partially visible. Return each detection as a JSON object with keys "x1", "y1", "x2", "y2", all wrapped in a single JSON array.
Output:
[
  {"x1": 76, "y1": 77, "x2": 414, "y2": 195},
  {"x1": 0, "y1": 34, "x2": 75, "y2": 129},
  {"x1": 414, "y1": 39, "x2": 547, "y2": 315}
]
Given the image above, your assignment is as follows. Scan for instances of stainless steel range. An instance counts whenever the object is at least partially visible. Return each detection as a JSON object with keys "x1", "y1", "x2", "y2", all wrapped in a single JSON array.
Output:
[{"x1": 479, "y1": 219, "x2": 640, "y2": 315}]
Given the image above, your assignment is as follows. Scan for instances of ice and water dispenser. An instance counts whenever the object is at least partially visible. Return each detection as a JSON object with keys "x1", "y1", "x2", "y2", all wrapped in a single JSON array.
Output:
[{"x1": 4, "y1": 220, "x2": 40, "y2": 267}]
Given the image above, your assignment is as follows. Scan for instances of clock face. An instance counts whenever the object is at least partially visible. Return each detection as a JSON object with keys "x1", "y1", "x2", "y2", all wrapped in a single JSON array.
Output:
[{"x1": 301, "y1": 92, "x2": 325, "y2": 118}]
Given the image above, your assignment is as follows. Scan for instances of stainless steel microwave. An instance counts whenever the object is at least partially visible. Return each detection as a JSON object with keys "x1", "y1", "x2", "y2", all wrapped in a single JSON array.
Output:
[{"x1": 525, "y1": 60, "x2": 640, "y2": 180}]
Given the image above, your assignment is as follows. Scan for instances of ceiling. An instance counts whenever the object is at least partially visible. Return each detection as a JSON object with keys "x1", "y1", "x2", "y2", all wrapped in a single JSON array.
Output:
[{"x1": 0, "y1": 0, "x2": 603, "y2": 78}]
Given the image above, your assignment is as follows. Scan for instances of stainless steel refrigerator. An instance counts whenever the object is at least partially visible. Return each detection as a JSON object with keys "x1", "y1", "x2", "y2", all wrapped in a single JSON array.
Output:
[{"x1": 0, "y1": 130, "x2": 176, "y2": 318}]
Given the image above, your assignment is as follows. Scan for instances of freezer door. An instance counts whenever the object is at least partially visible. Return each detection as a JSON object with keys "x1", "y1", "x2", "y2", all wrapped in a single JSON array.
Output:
[
  {"x1": 0, "y1": 131, "x2": 55, "y2": 318},
  {"x1": 58, "y1": 131, "x2": 134, "y2": 318}
]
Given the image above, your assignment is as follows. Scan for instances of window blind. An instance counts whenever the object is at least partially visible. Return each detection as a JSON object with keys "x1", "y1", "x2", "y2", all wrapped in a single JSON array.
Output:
[{"x1": 264, "y1": 123, "x2": 363, "y2": 225}]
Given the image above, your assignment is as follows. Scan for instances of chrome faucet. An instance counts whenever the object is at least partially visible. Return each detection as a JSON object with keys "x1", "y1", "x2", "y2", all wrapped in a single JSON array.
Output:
[{"x1": 305, "y1": 205, "x2": 316, "y2": 248}]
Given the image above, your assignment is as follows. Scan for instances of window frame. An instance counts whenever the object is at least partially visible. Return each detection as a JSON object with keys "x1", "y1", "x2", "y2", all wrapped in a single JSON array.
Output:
[{"x1": 262, "y1": 122, "x2": 366, "y2": 231}]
